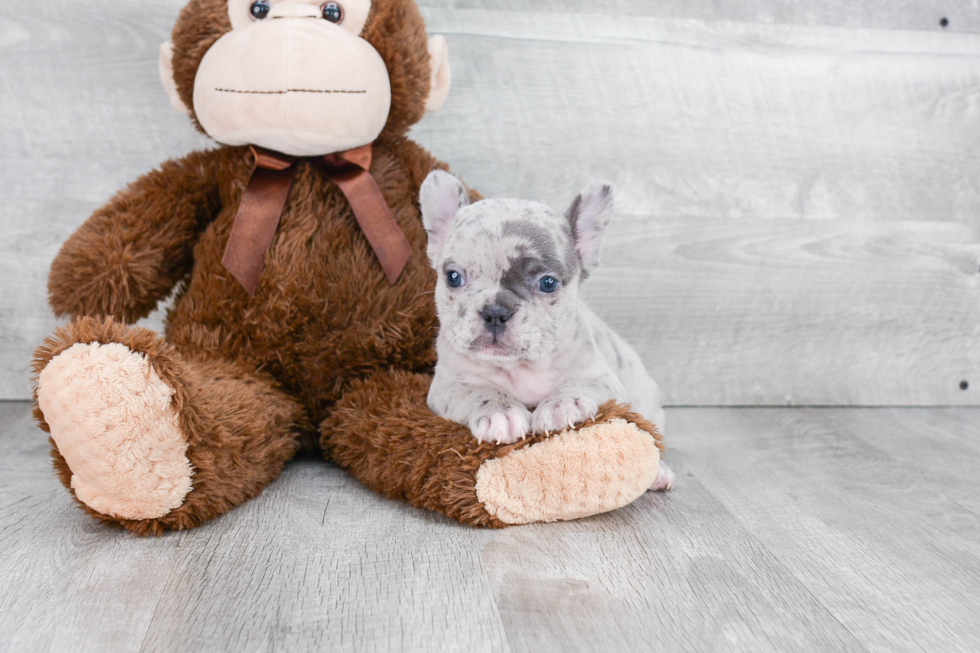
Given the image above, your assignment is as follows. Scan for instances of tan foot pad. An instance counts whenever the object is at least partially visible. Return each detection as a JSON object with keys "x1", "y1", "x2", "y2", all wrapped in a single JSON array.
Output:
[
  {"x1": 475, "y1": 419, "x2": 660, "y2": 525},
  {"x1": 37, "y1": 342, "x2": 192, "y2": 520}
]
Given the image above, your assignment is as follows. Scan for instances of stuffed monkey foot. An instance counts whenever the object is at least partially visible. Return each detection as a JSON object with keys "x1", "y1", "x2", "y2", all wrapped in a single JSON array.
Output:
[
  {"x1": 33, "y1": 317, "x2": 303, "y2": 536},
  {"x1": 474, "y1": 418, "x2": 662, "y2": 525},
  {"x1": 36, "y1": 340, "x2": 193, "y2": 521},
  {"x1": 321, "y1": 370, "x2": 665, "y2": 527}
]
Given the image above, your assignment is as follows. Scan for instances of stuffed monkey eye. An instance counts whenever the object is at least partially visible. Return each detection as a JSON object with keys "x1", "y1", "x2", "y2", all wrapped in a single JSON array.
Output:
[
  {"x1": 321, "y1": 2, "x2": 344, "y2": 23},
  {"x1": 249, "y1": 0, "x2": 271, "y2": 20}
]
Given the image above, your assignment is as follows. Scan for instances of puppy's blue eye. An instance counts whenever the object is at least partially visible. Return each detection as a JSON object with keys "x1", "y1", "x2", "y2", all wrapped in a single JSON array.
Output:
[
  {"x1": 538, "y1": 276, "x2": 559, "y2": 293},
  {"x1": 446, "y1": 270, "x2": 464, "y2": 288}
]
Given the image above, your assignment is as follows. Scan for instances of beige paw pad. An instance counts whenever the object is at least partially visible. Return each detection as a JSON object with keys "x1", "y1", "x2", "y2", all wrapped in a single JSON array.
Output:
[
  {"x1": 37, "y1": 342, "x2": 192, "y2": 520},
  {"x1": 475, "y1": 419, "x2": 660, "y2": 525}
]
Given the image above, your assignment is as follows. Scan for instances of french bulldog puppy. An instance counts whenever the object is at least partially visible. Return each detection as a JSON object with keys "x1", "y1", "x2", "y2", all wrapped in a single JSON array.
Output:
[{"x1": 420, "y1": 171, "x2": 674, "y2": 490}]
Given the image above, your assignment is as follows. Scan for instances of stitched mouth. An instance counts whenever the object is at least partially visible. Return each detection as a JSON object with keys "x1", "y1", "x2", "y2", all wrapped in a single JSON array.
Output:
[{"x1": 214, "y1": 88, "x2": 367, "y2": 95}]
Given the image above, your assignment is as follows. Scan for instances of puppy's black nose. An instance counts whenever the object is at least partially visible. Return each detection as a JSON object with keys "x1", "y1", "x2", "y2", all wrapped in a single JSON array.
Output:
[{"x1": 481, "y1": 304, "x2": 513, "y2": 338}]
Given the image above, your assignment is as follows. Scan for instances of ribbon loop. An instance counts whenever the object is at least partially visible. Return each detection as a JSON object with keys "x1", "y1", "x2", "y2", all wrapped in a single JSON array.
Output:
[
  {"x1": 221, "y1": 147, "x2": 296, "y2": 295},
  {"x1": 221, "y1": 145, "x2": 412, "y2": 296}
]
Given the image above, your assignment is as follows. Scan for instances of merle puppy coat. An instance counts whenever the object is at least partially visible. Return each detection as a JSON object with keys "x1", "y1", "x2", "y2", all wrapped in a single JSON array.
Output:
[{"x1": 421, "y1": 172, "x2": 674, "y2": 489}]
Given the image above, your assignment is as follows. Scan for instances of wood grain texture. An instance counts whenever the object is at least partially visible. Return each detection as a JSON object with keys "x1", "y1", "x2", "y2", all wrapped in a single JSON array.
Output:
[
  {"x1": 420, "y1": 0, "x2": 980, "y2": 33},
  {"x1": 2, "y1": 2, "x2": 980, "y2": 404},
  {"x1": 413, "y1": 10, "x2": 980, "y2": 221},
  {"x1": 0, "y1": 0, "x2": 207, "y2": 400},
  {"x1": 3, "y1": 402, "x2": 980, "y2": 652},
  {"x1": 668, "y1": 407, "x2": 980, "y2": 652},
  {"x1": 587, "y1": 217, "x2": 980, "y2": 406}
]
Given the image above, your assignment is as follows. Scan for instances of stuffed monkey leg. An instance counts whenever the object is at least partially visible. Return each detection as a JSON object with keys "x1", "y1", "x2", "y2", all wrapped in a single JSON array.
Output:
[
  {"x1": 320, "y1": 370, "x2": 664, "y2": 527},
  {"x1": 33, "y1": 316, "x2": 303, "y2": 536}
]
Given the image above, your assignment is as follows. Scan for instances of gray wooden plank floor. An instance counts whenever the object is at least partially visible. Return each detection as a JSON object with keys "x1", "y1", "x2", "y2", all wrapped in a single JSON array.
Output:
[{"x1": 2, "y1": 402, "x2": 978, "y2": 652}]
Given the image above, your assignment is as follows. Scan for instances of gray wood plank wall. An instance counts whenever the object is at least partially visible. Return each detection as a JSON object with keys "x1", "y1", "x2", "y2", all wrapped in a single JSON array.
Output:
[{"x1": 2, "y1": 1, "x2": 978, "y2": 405}]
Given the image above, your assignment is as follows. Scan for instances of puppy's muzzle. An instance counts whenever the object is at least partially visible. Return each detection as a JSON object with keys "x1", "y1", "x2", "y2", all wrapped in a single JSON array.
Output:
[{"x1": 481, "y1": 304, "x2": 514, "y2": 339}]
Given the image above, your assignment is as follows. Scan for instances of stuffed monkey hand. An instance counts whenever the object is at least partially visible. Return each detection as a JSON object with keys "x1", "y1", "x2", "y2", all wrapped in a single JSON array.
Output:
[{"x1": 48, "y1": 150, "x2": 226, "y2": 323}]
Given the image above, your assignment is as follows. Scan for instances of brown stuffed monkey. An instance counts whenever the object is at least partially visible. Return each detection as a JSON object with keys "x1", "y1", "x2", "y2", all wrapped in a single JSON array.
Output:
[{"x1": 31, "y1": 0, "x2": 664, "y2": 536}]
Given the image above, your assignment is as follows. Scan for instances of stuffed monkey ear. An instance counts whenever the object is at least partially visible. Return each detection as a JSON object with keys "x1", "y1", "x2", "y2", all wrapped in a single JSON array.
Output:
[
  {"x1": 420, "y1": 170, "x2": 469, "y2": 264},
  {"x1": 159, "y1": 42, "x2": 191, "y2": 115},
  {"x1": 566, "y1": 182, "x2": 615, "y2": 275},
  {"x1": 424, "y1": 36, "x2": 452, "y2": 113}
]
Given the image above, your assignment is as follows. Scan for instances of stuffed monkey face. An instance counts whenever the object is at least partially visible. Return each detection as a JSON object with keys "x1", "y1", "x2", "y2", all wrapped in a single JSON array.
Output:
[{"x1": 160, "y1": 0, "x2": 451, "y2": 156}]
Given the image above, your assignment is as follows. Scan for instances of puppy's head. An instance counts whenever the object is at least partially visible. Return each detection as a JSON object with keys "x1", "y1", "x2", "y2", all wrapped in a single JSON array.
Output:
[{"x1": 420, "y1": 171, "x2": 614, "y2": 363}]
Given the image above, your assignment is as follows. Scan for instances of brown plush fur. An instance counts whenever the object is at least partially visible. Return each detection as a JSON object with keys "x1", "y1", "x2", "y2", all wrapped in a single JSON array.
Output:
[
  {"x1": 34, "y1": 317, "x2": 303, "y2": 536},
  {"x1": 46, "y1": 148, "x2": 225, "y2": 323},
  {"x1": 322, "y1": 375, "x2": 663, "y2": 528},
  {"x1": 34, "y1": 0, "x2": 663, "y2": 534}
]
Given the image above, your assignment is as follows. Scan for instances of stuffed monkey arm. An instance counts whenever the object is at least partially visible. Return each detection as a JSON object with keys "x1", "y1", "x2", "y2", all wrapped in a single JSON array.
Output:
[{"x1": 47, "y1": 148, "x2": 230, "y2": 323}]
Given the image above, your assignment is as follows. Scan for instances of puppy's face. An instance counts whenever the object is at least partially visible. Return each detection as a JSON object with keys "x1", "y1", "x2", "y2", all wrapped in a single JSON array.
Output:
[
  {"x1": 435, "y1": 198, "x2": 580, "y2": 362},
  {"x1": 420, "y1": 172, "x2": 614, "y2": 363}
]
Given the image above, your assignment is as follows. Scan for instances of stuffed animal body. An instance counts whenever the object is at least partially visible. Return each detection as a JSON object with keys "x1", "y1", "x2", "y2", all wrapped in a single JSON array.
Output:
[{"x1": 31, "y1": 0, "x2": 666, "y2": 534}]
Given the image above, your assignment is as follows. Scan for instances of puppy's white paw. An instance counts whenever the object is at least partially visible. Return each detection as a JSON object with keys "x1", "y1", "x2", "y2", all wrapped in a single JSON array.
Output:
[
  {"x1": 470, "y1": 403, "x2": 532, "y2": 445},
  {"x1": 649, "y1": 462, "x2": 676, "y2": 492},
  {"x1": 531, "y1": 394, "x2": 599, "y2": 434}
]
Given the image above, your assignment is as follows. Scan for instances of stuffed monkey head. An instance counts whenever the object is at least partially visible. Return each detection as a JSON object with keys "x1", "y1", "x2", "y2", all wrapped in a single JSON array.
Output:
[{"x1": 159, "y1": 0, "x2": 451, "y2": 156}]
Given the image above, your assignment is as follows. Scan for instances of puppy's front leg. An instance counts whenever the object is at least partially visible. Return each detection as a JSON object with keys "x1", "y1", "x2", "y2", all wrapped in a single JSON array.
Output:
[
  {"x1": 531, "y1": 377, "x2": 621, "y2": 435},
  {"x1": 428, "y1": 377, "x2": 532, "y2": 445}
]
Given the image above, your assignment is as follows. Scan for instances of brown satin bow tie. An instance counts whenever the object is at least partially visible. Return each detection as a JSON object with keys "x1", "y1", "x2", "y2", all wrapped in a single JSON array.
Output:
[{"x1": 221, "y1": 144, "x2": 412, "y2": 296}]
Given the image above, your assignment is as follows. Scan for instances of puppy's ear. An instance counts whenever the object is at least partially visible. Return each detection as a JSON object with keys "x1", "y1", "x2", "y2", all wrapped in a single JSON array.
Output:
[
  {"x1": 566, "y1": 182, "x2": 614, "y2": 274},
  {"x1": 420, "y1": 170, "x2": 469, "y2": 263}
]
